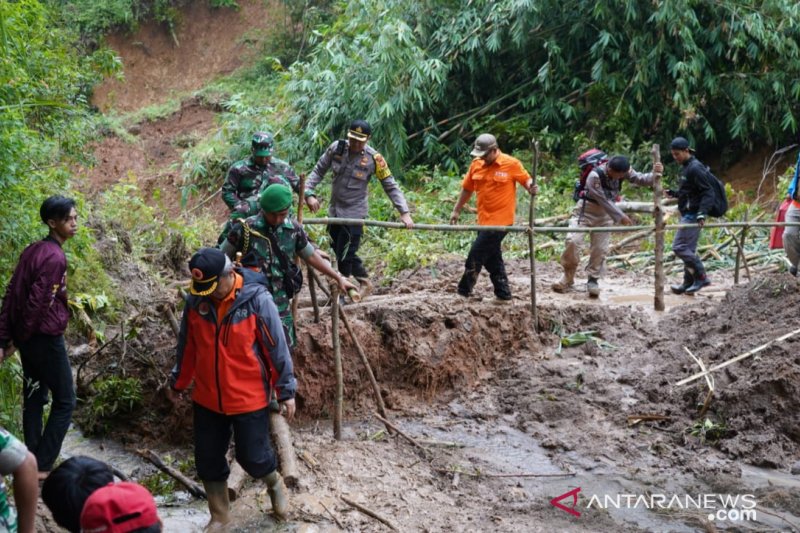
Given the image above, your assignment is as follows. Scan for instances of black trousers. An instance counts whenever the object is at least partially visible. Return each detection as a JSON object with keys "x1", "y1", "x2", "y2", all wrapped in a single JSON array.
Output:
[
  {"x1": 328, "y1": 224, "x2": 368, "y2": 278},
  {"x1": 18, "y1": 334, "x2": 76, "y2": 472},
  {"x1": 457, "y1": 231, "x2": 511, "y2": 298},
  {"x1": 193, "y1": 403, "x2": 277, "y2": 482}
]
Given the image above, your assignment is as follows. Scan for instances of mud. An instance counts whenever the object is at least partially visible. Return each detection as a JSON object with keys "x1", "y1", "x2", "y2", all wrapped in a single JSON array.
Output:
[{"x1": 69, "y1": 255, "x2": 800, "y2": 531}]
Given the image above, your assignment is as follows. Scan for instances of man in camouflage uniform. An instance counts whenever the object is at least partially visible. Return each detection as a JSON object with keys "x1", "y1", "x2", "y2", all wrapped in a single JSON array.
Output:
[
  {"x1": 218, "y1": 132, "x2": 300, "y2": 242},
  {"x1": 221, "y1": 185, "x2": 356, "y2": 346},
  {"x1": 305, "y1": 119, "x2": 413, "y2": 295}
]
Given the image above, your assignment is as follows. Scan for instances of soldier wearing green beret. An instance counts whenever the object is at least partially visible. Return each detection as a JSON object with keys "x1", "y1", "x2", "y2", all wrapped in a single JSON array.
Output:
[{"x1": 220, "y1": 185, "x2": 356, "y2": 346}]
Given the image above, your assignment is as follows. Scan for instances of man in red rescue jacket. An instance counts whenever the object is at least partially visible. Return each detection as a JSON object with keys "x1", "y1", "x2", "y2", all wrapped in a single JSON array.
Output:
[{"x1": 169, "y1": 247, "x2": 296, "y2": 527}]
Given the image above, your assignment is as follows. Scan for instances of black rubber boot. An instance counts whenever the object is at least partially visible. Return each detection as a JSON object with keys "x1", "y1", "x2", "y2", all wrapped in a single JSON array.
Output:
[
  {"x1": 685, "y1": 274, "x2": 711, "y2": 294},
  {"x1": 670, "y1": 267, "x2": 694, "y2": 295},
  {"x1": 587, "y1": 277, "x2": 600, "y2": 298},
  {"x1": 790, "y1": 265, "x2": 798, "y2": 277},
  {"x1": 490, "y1": 272, "x2": 512, "y2": 301}
]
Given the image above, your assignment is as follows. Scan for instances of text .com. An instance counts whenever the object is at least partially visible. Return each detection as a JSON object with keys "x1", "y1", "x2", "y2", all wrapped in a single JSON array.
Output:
[{"x1": 551, "y1": 488, "x2": 757, "y2": 522}]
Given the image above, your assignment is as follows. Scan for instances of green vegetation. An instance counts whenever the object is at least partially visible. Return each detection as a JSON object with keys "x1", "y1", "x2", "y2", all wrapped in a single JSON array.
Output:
[
  {"x1": 1, "y1": 0, "x2": 799, "y2": 436},
  {"x1": 79, "y1": 376, "x2": 143, "y2": 434}
]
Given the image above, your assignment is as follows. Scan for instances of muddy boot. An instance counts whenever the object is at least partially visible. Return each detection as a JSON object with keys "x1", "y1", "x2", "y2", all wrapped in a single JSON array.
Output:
[
  {"x1": 203, "y1": 481, "x2": 230, "y2": 531},
  {"x1": 586, "y1": 277, "x2": 600, "y2": 298},
  {"x1": 684, "y1": 274, "x2": 711, "y2": 294},
  {"x1": 551, "y1": 268, "x2": 575, "y2": 293},
  {"x1": 355, "y1": 276, "x2": 373, "y2": 299},
  {"x1": 670, "y1": 267, "x2": 694, "y2": 295},
  {"x1": 262, "y1": 470, "x2": 289, "y2": 520},
  {"x1": 791, "y1": 265, "x2": 798, "y2": 277}
]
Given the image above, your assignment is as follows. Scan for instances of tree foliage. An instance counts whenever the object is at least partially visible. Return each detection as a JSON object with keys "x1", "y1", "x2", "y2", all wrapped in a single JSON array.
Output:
[
  {"x1": 283, "y1": 0, "x2": 800, "y2": 169},
  {"x1": 0, "y1": 0, "x2": 120, "y2": 286}
]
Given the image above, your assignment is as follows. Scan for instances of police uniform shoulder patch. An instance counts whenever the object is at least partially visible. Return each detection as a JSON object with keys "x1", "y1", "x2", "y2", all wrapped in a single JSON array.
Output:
[{"x1": 374, "y1": 153, "x2": 391, "y2": 180}]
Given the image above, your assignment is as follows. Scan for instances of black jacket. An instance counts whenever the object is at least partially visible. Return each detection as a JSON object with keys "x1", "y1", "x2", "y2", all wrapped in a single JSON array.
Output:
[{"x1": 676, "y1": 157, "x2": 716, "y2": 217}]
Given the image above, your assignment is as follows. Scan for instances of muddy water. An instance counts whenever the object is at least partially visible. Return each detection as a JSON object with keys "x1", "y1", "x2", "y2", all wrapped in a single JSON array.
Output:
[{"x1": 60, "y1": 427, "x2": 208, "y2": 531}]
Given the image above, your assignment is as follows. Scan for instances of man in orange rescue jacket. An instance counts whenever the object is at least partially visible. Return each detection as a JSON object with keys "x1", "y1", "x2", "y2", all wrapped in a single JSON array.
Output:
[
  {"x1": 169, "y1": 247, "x2": 295, "y2": 527},
  {"x1": 450, "y1": 134, "x2": 538, "y2": 302}
]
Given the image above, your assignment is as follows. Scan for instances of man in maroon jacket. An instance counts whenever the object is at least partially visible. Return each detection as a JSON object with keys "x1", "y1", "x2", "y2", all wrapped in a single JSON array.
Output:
[{"x1": 0, "y1": 195, "x2": 78, "y2": 479}]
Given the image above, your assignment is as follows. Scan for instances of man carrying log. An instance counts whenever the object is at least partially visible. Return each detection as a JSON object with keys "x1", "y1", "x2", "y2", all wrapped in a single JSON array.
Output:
[
  {"x1": 168, "y1": 247, "x2": 295, "y2": 527},
  {"x1": 552, "y1": 155, "x2": 662, "y2": 297}
]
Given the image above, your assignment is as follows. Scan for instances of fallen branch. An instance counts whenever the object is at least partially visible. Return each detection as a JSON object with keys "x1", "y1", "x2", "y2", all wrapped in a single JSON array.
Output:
[
  {"x1": 340, "y1": 496, "x2": 399, "y2": 531},
  {"x1": 626, "y1": 414, "x2": 672, "y2": 425},
  {"x1": 339, "y1": 307, "x2": 389, "y2": 425},
  {"x1": 683, "y1": 346, "x2": 715, "y2": 417},
  {"x1": 675, "y1": 327, "x2": 800, "y2": 386},
  {"x1": 373, "y1": 413, "x2": 430, "y2": 456},
  {"x1": 319, "y1": 500, "x2": 345, "y2": 529},
  {"x1": 137, "y1": 449, "x2": 205, "y2": 499}
]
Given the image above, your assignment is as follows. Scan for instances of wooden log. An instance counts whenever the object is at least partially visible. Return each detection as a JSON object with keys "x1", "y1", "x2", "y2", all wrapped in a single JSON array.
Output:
[
  {"x1": 270, "y1": 412, "x2": 300, "y2": 487},
  {"x1": 137, "y1": 449, "x2": 206, "y2": 499},
  {"x1": 226, "y1": 461, "x2": 248, "y2": 501},
  {"x1": 307, "y1": 263, "x2": 320, "y2": 323},
  {"x1": 652, "y1": 144, "x2": 665, "y2": 312},
  {"x1": 340, "y1": 496, "x2": 399, "y2": 531}
]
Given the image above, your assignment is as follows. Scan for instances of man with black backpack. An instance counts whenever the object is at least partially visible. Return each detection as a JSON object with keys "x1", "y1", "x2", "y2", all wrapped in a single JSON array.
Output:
[
  {"x1": 552, "y1": 154, "x2": 662, "y2": 297},
  {"x1": 220, "y1": 184, "x2": 356, "y2": 346},
  {"x1": 667, "y1": 137, "x2": 720, "y2": 294}
]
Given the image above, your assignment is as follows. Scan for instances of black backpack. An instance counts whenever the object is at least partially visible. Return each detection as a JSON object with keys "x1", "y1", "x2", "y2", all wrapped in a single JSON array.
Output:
[
  {"x1": 573, "y1": 148, "x2": 608, "y2": 202},
  {"x1": 704, "y1": 167, "x2": 728, "y2": 217}
]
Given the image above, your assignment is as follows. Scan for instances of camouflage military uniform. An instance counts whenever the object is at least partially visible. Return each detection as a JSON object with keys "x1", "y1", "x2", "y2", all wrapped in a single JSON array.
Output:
[
  {"x1": 306, "y1": 139, "x2": 410, "y2": 277},
  {"x1": 220, "y1": 214, "x2": 314, "y2": 346},
  {"x1": 218, "y1": 156, "x2": 300, "y2": 242}
]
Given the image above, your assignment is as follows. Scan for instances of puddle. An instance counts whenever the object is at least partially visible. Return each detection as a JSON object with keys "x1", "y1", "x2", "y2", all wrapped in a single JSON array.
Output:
[{"x1": 60, "y1": 426, "x2": 208, "y2": 531}]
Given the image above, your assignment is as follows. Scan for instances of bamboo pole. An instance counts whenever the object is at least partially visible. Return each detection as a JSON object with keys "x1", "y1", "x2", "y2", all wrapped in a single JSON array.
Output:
[
  {"x1": 291, "y1": 173, "x2": 307, "y2": 322},
  {"x1": 652, "y1": 144, "x2": 665, "y2": 311},
  {"x1": 608, "y1": 228, "x2": 654, "y2": 255},
  {"x1": 529, "y1": 138, "x2": 539, "y2": 331},
  {"x1": 675, "y1": 327, "x2": 800, "y2": 386},
  {"x1": 331, "y1": 276, "x2": 343, "y2": 440},
  {"x1": 302, "y1": 217, "x2": 800, "y2": 234}
]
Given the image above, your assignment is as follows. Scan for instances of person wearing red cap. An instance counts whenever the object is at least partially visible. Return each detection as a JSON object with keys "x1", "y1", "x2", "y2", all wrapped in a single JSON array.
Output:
[
  {"x1": 168, "y1": 247, "x2": 295, "y2": 527},
  {"x1": 79, "y1": 482, "x2": 161, "y2": 533}
]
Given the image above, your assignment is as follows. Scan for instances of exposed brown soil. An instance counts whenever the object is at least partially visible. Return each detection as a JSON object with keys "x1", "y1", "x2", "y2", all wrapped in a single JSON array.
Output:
[
  {"x1": 74, "y1": 97, "x2": 226, "y2": 220},
  {"x1": 92, "y1": 0, "x2": 285, "y2": 113}
]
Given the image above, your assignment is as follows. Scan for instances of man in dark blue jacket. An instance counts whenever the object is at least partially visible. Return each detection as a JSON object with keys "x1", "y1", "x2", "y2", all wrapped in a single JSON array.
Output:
[
  {"x1": 0, "y1": 195, "x2": 78, "y2": 479},
  {"x1": 668, "y1": 137, "x2": 716, "y2": 294}
]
